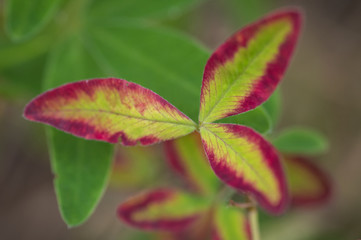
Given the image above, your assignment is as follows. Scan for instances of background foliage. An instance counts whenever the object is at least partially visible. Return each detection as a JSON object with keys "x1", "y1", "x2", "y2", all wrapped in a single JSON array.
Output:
[{"x1": 1, "y1": 0, "x2": 361, "y2": 239}]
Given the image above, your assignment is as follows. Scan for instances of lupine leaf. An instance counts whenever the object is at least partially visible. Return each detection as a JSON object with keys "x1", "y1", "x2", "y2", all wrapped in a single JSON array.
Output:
[
  {"x1": 47, "y1": 128, "x2": 113, "y2": 227},
  {"x1": 284, "y1": 155, "x2": 331, "y2": 206},
  {"x1": 200, "y1": 123, "x2": 288, "y2": 213},
  {"x1": 117, "y1": 188, "x2": 210, "y2": 231},
  {"x1": 4, "y1": 0, "x2": 60, "y2": 41},
  {"x1": 212, "y1": 205, "x2": 251, "y2": 240},
  {"x1": 199, "y1": 10, "x2": 301, "y2": 123},
  {"x1": 38, "y1": 23, "x2": 208, "y2": 226},
  {"x1": 164, "y1": 133, "x2": 220, "y2": 195},
  {"x1": 273, "y1": 127, "x2": 329, "y2": 155},
  {"x1": 24, "y1": 78, "x2": 196, "y2": 145}
]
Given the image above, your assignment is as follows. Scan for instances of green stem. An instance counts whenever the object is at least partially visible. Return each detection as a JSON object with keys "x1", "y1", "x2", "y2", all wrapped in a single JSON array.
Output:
[
  {"x1": 247, "y1": 196, "x2": 261, "y2": 240},
  {"x1": 227, "y1": 194, "x2": 261, "y2": 240}
]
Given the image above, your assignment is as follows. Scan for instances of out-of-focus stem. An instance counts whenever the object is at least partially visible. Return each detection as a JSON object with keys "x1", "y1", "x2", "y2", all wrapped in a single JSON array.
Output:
[
  {"x1": 249, "y1": 205, "x2": 260, "y2": 240},
  {"x1": 227, "y1": 193, "x2": 261, "y2": 240},
  {"x1": 247, "y1": 195, "x2": 260, "y2": 240}
]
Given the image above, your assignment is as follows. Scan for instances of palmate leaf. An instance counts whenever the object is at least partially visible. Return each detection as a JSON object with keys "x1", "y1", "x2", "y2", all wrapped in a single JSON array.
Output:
[
  {"x1": 24, "y1": 78, "x2": 196, "y2": 145},
  {"x1": 200, "y1": 123, "x2": 288, "y2": 213},
  {"x1": 117, "y1": 188, "x2": 210, "y2": 231},
  {"x1": 212, "y1": 204, "x2": 251, "y2": 240},
  {"x1": 164, "y1": 133, "x2": 220, "y2": 195},
  {"x1": 284, "y1": 155, "x2": 331, "y2": 206},
  {"x1": 26, "y1": 19, "x2": 209, "y2": 226},
  {"x1": 197, "y1": 9, "x2": 302, "y2": 214},
  {"x1": 84, "y1": 23, "x2": 272, "y2": 131},
  {"x1": 199, "y1": 10, "x2": 301, "y2": 123}
]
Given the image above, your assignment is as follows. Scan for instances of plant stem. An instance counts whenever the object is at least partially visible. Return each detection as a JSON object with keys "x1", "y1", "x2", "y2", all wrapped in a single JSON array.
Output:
[
  {"x1": 247, "y1": 196, "x2": 261, "y2": 240},
  {"x1": 228, "y1": 194, "x2": 261, "y2": 240}
]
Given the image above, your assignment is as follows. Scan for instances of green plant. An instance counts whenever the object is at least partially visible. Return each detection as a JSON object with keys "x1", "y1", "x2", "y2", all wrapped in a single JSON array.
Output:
[{"x1": 15, "y1": 3, "x2": 330, "y2": 240}]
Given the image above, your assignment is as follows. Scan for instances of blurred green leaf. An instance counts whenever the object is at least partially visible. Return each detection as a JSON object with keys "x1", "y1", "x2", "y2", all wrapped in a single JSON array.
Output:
[
  {"x1": 47, "y1": 129, "x2": 113, "y2": 227},
  {"x1": 214, "y1": 90, "x2": 281, "y2": 134},
  {"x1": 43, "y1": 35, "x2": 113, "y2": 227},
  {"x1": 43, "y1": 35, "x2": 106, "y2": 89},
  {"x1": 0, "y1": 53, "x2": 46, "y2": 98},
  {"x1": 215, "y1": 106, "x2": 271, "y2": 134},
  {"x1": 263, "y1": 88, "x2": 282, "y2": 128},
  {"x1": 5, "y1": 0, "x2": 61, "y2": 41},
  {"x1": 110, "y1": 146, "x2": 161, "y2": 189},
  {"x1": 84, "y1": 23, "x2": 209, "y2": 121},
  {"x1": 213, "y1": 204, "x2": 250, "y2": 240},
  {"x1": 0, "y1": 31, "x2": 55, "y2": 70},
  {"x1": 225, "y1": 0, "x2": 269, "y2": 24},
  {"x1": 164, "y1": 133, "x2": 220, "y2": 195},
  {"x1": 88, "y1": 0, "x2": 203, "y2": 22},
  {"x1": 272, "y1": 127, "x2": 329, "y2": 155}
]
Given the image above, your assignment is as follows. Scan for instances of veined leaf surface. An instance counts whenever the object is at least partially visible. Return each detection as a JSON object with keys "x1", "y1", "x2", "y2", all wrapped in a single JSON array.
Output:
[
  {"x1": 164, "y1": 133, "x2": 220, "y2": 195},
  {"x1": 117, "y1": 188, "x2": 209, "y2": 231},
  {"x1": 284, "y1": 155, "x2": 331, "y2": 206},
  {"x1": 24, "y1": 78, "x2": 196, "y2": 145},
  {"x1": 200, "y1": 123, "x2": 288, "y2": 213},
  {"x1": 212, "y1": 205, "x2": 251, "y2": 240},
  {"x1": 199, "y1": 10, "x2": 301, "y2": 123}
]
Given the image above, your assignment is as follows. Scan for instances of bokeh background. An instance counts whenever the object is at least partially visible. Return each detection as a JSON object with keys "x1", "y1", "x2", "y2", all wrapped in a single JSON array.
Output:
[{"x1": 1, "y1": 0, "x2": 361, "y2": 239}]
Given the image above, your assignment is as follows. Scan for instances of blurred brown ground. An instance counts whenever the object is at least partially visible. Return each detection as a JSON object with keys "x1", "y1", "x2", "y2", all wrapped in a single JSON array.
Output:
[{"x1": 1, "y1": 0, "x2": 361, "y2": 239}]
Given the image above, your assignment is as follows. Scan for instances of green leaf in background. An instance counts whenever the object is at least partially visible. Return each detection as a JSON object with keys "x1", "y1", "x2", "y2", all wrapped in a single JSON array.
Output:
[
  {"x1": 164, "y1": 133, "x2": 220, "y2": 196},
  {"x1": 4, "y1": 0, "x2": 61, "y2": 41},
  {"x1": 110, "y1": 146, "x2": 161, "y2": 189},
  {"x1": 215, "y1": 106, "x2": 271, "y2": 134},
  {"x1": 263, "y1": 88, "x2": 282, "y2": 127},
  {"x1": 0, "y1": 53, "x2": 46, "y2": 98},
  {"x1": 272, "y1": 127, "x2": 329, "y2": 155},
  {"x1": 47, "y1": 129, "x2": 113, "y2": 227},
  {"x1": 213, "y1": 204, "x2": 251, "y2": 240},
  {"x1": 225, "y1": 0, "x2": 269, "y2": 23},
  {"x1": 88, "y1": 0, "x2": 203, "y2": 22},
  {"x1": 84, "y1": 23, "x2": 209, "y2": 121},
  {"x1": 213, "y1": 88, "x2": 281, "y2": 134},
  {"x1": 43, "y1": 35, "x2": 113, "y2": 227}
]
